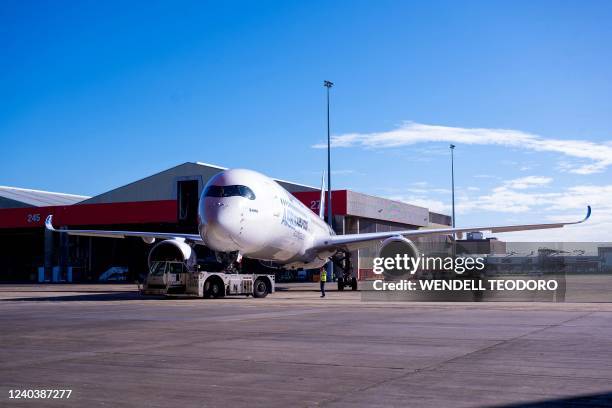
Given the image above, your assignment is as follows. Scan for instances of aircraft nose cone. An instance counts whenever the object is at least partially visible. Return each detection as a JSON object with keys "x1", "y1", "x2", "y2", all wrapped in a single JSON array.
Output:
[
  {"x1": 216, "y1": 204, "x2": 239, "y2": 233},
  {"x1": 200, "y1": 201, "x2": 243, "y2": 251}
]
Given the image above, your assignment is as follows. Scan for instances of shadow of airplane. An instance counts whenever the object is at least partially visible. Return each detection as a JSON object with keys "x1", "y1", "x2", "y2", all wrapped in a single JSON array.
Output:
[
  {"x1": 1, "y1": 292, "x2": 165, "y2": 302},
  {"x1": 494, "y1": 391, "x2": 612, "y2": 407}
]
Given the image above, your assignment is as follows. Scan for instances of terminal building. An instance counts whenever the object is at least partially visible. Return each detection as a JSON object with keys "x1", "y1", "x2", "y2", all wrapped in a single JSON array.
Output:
[{"x1": 0, "y1": 162, "x2": 451, "y2": 283}]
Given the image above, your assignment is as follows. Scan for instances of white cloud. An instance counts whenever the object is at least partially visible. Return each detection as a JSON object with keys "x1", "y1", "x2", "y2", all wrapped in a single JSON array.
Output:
[
  {"x1": 496, "y1": 211, "x2": 612, "y2": 242},
  {"x1": 312, "y1": 121, "x2": 612, "y2": 174},
  {"x1": 389, "y1": 179, "x2": 612, "y2": 241},
  {"x1": 502, "y1": 176, "x2": 552, "y2": 190}
]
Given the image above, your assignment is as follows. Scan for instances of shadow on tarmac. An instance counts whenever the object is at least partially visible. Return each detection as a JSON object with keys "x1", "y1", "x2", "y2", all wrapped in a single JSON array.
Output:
[
  {"x1": 497, "y1": 391, "x2": 612, "y2": 407},
  {"x1": 1, "y1": 292, "x2": 165, "y2": 302},
  {"x1": 2, "y1": 291, "x2": 291, "y2": 302},
  {"x1": 0, "y1": 283, "x2": 338, "y2": 301}
]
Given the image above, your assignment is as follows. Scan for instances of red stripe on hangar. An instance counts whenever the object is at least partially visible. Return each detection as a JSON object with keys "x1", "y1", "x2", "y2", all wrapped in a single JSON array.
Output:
[
  {"x1": 0, "y1": 200, "x2": 177, "y2": 229},
  {"x1": 292, "y1": 190, "x2": 348, "y2": 215}
]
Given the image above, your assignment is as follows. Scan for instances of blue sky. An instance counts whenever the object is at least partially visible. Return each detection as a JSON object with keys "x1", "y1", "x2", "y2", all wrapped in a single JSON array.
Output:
[{"x1": 1, "y1": 0, "x2": 611, "y2": 240}]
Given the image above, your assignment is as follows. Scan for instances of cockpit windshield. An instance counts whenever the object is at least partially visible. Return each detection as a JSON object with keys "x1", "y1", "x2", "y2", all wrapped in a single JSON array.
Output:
[{"x1": 204, "y1": 185, "x2": 256, "y2": 200}]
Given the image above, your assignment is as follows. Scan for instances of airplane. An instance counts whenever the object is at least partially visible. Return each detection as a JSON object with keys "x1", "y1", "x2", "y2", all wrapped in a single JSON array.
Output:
[{"x1": 45, "y1": 168, "x2": 592, "y2": 272}]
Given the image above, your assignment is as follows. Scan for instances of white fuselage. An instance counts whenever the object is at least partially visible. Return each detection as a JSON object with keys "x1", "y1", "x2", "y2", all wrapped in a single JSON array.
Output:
[{"x1": 198, "y1": 169, "x2": 335, "y2": 269}]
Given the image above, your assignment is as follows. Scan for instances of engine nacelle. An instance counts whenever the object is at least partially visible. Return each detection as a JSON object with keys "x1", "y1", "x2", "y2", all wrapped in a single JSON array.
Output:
[
  {"x1": 378, "y1": 236, "x2": 420, "y2": 259},
  {"x1": 147, "y1": 239, "x2": 196, "y2": 269},
  {"x1": 377, "y1": 236, "x2": 421, "y2": 279}
]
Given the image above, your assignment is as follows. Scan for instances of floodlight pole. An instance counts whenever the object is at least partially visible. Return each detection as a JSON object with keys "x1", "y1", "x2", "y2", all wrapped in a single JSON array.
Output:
[
  {"x1": 324, "y1": 80, "x2": 334, "y2": 280},
  {"x1": 450, "y1": 144, "x2": 457, "y2": 260},
  {"x1": 450, "y1": 144, "x2": 456, "y2": 229}
]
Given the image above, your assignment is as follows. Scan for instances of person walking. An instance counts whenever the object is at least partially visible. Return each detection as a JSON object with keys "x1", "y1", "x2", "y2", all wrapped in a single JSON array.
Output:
[{"x1": 320, "y1": 266, "x2": 327, "y2": 298}]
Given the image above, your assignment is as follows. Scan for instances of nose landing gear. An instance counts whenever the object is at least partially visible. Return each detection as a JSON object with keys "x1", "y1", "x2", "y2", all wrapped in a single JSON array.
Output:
[{"x1": 215, "y1": 251, "x2": 243, "y2": 273}]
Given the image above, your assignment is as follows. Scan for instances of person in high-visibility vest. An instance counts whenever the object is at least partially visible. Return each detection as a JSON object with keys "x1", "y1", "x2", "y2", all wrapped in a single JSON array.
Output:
[{"x1": 320, "y1": 266, "x2": 327, "y2": 298}]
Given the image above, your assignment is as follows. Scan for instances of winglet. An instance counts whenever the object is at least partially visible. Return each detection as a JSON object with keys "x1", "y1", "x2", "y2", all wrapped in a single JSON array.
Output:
[
  {"x1": 570, "y1": 205, "x2": 591, "y2": 225},
  {"x1": 45, "y1": 215, "x2": 56, "y2": 231},
  {"x1": 582, "y1": 205, "x2": 592, "y2": 223}
]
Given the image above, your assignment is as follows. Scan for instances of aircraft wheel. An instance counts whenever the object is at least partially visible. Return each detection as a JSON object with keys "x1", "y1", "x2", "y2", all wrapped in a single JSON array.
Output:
[{"x1": 253, "y1": 278, "x2": 269, "y2": 298}]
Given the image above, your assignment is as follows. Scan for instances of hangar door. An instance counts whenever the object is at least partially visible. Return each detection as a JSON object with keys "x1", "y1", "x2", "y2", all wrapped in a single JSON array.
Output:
[{"x1": 177, "y1": 180, "x2": 199, "y2": 226}]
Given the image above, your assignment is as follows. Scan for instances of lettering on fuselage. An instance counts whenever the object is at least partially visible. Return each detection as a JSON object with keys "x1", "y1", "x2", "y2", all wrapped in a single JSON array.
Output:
[{"x1": 280, "y1": 196, "x2": 310, "y2": 232}]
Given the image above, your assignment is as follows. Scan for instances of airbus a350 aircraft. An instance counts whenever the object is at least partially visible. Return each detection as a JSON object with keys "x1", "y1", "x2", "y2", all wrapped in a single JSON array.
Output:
[{"x1": 46, "y1": 168, "x2": 591, "y2": 270}]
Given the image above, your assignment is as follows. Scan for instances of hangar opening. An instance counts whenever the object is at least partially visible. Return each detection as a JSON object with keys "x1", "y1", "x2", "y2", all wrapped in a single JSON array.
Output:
[{"x1": 177, "y1": 179, "x2": 199, "y2": 226}]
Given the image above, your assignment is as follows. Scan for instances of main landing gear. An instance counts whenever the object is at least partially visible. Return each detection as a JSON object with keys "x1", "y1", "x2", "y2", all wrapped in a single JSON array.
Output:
[{"x1": 333, "y1": 251, "x2": 358, "y2": 291}]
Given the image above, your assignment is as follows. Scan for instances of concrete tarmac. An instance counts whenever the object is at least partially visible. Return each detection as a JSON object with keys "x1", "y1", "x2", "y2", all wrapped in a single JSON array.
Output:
[{"x1": 1, "y1": 283, "x2": 612, "y2": 407}]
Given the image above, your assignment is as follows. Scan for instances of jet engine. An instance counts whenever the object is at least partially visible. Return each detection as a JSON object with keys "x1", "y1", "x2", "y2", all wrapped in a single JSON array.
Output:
[
  {"x1": 378, "y1": 236, "x2": 420, "y2": 259},
  {"x1": 147, "y1": 239, "x2": 196, "y2": 269},
  {"x1": 377, "y1": 235, "x2": 421, "y2": 279}
]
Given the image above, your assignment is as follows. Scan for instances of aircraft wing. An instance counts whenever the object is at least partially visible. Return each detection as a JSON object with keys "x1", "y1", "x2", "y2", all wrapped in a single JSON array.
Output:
[
  {"x1": 45, "y1": 215, "x2": 203, "y2": 243},
  {"x1": 314, "y1": 206, "x2": 591, "y2": 252}
]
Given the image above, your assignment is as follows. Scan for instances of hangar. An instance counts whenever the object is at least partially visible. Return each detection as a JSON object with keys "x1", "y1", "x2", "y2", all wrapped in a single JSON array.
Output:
[{"x1": 0, "y1": 162, "x2": 451, "y2": 282}]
